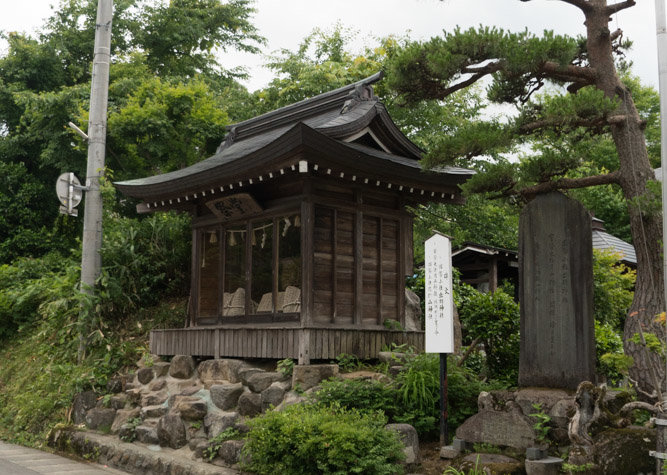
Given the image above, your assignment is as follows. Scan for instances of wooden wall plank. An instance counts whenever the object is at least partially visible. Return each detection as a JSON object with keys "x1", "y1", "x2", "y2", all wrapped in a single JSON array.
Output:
[{"x1": 149, "y1": 328, "x2": 424, "y2": 359}]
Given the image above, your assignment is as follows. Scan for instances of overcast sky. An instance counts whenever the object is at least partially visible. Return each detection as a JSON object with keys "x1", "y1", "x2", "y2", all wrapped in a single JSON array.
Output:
[{"x1": 0, "y1": 0, "x2": 660, "y2": 92}]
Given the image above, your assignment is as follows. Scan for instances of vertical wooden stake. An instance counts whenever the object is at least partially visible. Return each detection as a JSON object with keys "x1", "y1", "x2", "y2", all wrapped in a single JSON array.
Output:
[{"x1": 440, "y1": 352, "x2": 449, "y2": 445}]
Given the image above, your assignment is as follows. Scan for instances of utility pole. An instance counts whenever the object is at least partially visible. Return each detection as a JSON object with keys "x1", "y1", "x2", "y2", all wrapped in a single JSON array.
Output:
[
  {"x1": 78, "y1": 0, "x2": 113, "y2": 363},
  {"x1": 652, "y1": 0, "x2": 667, "y2": 471}
]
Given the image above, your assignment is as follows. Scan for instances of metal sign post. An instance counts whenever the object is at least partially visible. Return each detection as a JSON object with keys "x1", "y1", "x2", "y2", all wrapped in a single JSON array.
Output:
[
  {"x1": 56, "y1": 172, "x2": 86, "y2": 217},
  {"x1": 425, "y1": 232, "x2": 454, "y2": 445}
]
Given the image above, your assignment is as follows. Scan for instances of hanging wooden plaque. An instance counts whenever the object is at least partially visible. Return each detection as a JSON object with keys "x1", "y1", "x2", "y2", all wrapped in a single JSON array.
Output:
[{"x1": 206, "y1": 193, "x2": 262, "y2": 220}]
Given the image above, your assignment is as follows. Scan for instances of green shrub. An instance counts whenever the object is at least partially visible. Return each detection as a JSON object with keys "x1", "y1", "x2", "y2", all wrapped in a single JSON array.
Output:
[
  {"x1": 595, "y1": 319, "x2": 631, "y2": 385},
  {"x1": 315, "y1": 354, "x2": 499, "y2": 438},
  {"x1": 446, "y1": 360, "x2": 504, "y2": 429},
  {"x1": 0, "y1": 252, "x2": 71, "y2": 339},
  {"x1": 277, "y1": 358, "x2": 295, "y2": 377},
  {"x1": 458, "y1": 287, "x2": 519, "y2": 383},
  {"x1": 592, "y1": 249, "x2": 635, "y2": 330},
  {"x1": 99, "y1": 210, "x2": 191, "y2": 320},
  {"x1": 316, "y1": 378, "x2": 399, "y2": 417},
  {"x1": 242, "y1": 403, "x2": 404, "y2": 475}
]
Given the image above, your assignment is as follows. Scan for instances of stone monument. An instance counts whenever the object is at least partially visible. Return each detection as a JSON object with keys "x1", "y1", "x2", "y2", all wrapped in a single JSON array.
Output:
[{"x1": 518, "y1": 192, "x2": 595, "y2": 390}]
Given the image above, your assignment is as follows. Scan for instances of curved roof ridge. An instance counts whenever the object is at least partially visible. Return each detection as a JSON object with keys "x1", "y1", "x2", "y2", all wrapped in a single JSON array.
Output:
[{"x1": 218, "y1": 72, "x2": 384, "y2": 151}]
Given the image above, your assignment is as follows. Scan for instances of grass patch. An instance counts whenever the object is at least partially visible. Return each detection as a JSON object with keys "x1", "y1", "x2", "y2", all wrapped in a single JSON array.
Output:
[{"x1": 0, "y1": 297, "x2": 186, "y2": 447}]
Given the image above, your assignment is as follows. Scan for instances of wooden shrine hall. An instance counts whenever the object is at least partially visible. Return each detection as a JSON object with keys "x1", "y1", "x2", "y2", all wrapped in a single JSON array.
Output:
[{"x1": 115, "y1": 73, "x2": 473, "y2": 363}]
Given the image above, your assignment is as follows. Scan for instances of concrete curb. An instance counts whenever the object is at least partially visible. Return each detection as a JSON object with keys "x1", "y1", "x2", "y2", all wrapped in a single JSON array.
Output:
[{"x1": 50, "y1": 429, "x2": 240, "y2": 475}]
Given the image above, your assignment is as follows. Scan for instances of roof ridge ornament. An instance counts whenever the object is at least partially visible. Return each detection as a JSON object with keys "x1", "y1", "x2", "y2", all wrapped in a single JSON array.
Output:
[
  {"x1": 340, "y1": 83, "x2": 376, "y2": 114},
  {"x1": 217, "y1": 126, "x2": 237, "y2": 153}
]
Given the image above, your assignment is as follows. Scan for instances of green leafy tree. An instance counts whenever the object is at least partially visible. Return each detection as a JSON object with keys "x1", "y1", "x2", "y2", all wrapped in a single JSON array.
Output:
[
  {"x1": 257, "y1": 25, "x2": 384, "y2": 112},
  {"x1": 0, "y1": 0, "x2": 262, "y2": 261},
  {"x1": 412, "y1": 195, "x2": 519, "y2": 264},
  {"x1": 386, "y1": 0, "x2": 663, "y2": 397},
  {"x1": 41, "y1": 0, "x2": 263, "y2": 82},
  {"x1": 105, "y1": 76, "x2": 229, "y2": 177}
]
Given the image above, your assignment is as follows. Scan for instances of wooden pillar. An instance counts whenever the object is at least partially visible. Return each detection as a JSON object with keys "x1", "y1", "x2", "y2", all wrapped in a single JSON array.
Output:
[
  {"x1": 298, "y1": 329, "x2": 311, "y2": 365},
  {"x1": 489, "y1": 256, "x2": 498, "y2": 293},
  {"x1": 245, "y1": 220, "x2": 252, "y2": 315},
  {"x1": 377, "y1": 216, "x2": 383, "y2": 325},
  {"x1": 217, "y1": 225, "x2": 224, "y2": 323},
  {"x1": 332, "y1": 208, "x2": 338, "y2": 323},
  {"x1": 397, "y1": 216, "x2": 406, "y2": 327},
  {"x1": 354, "y1": 190, "x2": 363, "y2": 325},
  {"x1": 189, "y1": 228, "x2": 199, "y2": 328},
  {"x1": 299, "y1": 180, "x2": 314, "y2": 365}
]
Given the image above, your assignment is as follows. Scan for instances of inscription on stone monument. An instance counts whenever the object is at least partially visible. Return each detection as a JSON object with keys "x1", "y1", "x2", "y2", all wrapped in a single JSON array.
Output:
[{"x1": 519, "y1": 192, "x2": 594, "y2": 389}]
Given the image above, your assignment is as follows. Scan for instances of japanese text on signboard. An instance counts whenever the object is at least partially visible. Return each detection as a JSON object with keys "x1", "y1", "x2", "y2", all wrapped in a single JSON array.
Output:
[{"x1": 424, "y1": 233, "x2": 454, "y2": 353}]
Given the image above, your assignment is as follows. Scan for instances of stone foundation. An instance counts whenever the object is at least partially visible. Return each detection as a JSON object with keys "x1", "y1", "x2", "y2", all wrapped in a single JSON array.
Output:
[{"x1": 63, "y1": 355, "x2": 417, "y2": 471}]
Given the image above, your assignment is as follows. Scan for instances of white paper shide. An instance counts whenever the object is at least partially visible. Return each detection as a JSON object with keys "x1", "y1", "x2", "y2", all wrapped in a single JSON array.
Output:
[{"x1": 424, "y1": 233, "x2": 454, "y2": 353}]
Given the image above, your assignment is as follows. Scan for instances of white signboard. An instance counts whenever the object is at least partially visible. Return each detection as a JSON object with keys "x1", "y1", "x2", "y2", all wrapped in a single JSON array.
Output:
[{"x1": 425, "y1": 233, "x2": 454, "y2": 353}]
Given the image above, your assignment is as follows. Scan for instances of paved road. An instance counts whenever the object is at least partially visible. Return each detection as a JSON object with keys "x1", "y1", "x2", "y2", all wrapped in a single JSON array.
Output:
[{"x1": 0, "y1": 440, "x2": 129, "y2": 475}]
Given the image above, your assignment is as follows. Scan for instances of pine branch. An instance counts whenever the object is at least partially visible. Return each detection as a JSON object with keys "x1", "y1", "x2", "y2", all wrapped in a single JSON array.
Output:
[
  {"x1": 567, "y1": 82, "x2": 590, "y2": 94},
  {"x1": 518, "y1": 114, "x2": 632, "y2": 134},
  {"x1": 433, "y1": 62, "x2": 505, "y2": 97},
  {"x1": 519, "y1": 117, "x2": 605, "y2": 133},
  {"x1": 519, "y1": 170, "x2": 621, "y2": 198},
  {"x1": 539, "y1": 61, "x2": 597, "y2": 84},
  {"x1": 606, "y1": 0, "x2": 636, "y2": 15}
]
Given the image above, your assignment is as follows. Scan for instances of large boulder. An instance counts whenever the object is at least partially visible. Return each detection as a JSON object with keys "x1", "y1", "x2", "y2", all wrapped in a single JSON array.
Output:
[
  {"x1": 111, "y1": 407, "x2": 140, "y2": 434},
  {"x1": 141, "y1": 390, "x2": 168, "y2": 407},
  {"x1": 169, "y1": 355, "x2": 196, "y2": 379},
  {"x1": 514, "y1": 388, "x2": 573, "y2": 420},
  {"x1": 157, "y1": 414, "x2": 187, "y2": 449},
  {"x1": 292, "y1": 364, "x2": 338, "y2": 391},
  {"x1": 218, "y1": 439, "x2": 245, "y2": 465},
  {"x1": 141, "y1": 405, "x2": 168, "y2": 419},
  {"x1": 172, "y1": 396, "x2": 207, "y2": 420},
  {"x1": 137, "y1": 367, "x2": 154, "y2": 385},
  {"x1": 246, "y1": 372, "x2": 284, "y2": 393},
  {"x1": 136, "y1": 423, "x2": 159, "y2": 445},
  {"x1": 148, "y1": 379, "x2": 166, "y2": 392},
  {"x1": 85, "y1": 407, "x2": 116, "y2": 431},
  {"x1": 108, "y1": 394, "x2": 128, "y2": 410},
  {"x1": 153, "y1": 361, "x2": 171, "y2": 378},
  {"x1": 261, "y1": 384, "x2": 286, "y2": 411},
  {"x1": 385, "y1": 423, "x2": 420, "y2": 465},
  {"x1": 592, "y1": 427, "x2": 656, "y2": 475},
  {"x1": 455, "y1": 407, "x2": 537, "y2": 449},
  {"x1": 204, "y1": 411, "x2": 239, "y2": 439},
  {"x1": 72, "y1": 391, "x2": 98, "y2": 425},
  {"x1": 237, "y1": 392, "x2": 262, "y2": 417},
  {"x1": 238, "y1": 367, "x2": 265, "y2": 386},
  {"x1": 198, "y1": 358, "x2": 247, "y2": 386},
  {"x1": 210, "y1": 383, "x2": 244, "y2": 411}
]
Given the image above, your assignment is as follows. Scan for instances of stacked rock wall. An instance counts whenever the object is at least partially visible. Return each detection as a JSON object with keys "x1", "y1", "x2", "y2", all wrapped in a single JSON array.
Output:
[{"x1": 77, "y1": 355, "x2": 306, "y2": 466}]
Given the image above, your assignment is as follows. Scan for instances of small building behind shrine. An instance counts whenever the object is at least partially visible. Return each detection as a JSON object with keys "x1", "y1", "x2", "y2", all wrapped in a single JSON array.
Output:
[{"x1": 115, "y1": 73, "x2": 473, "y2": 363}]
